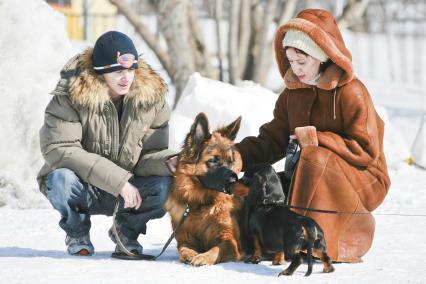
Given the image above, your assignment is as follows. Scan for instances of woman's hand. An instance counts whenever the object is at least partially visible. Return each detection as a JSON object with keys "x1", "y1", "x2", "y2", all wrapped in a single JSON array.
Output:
[
  {"x1": 119, "y1": 182, "x2": 142, "y2": 209},
  {"x1": 295, "y1": 126, "x2": 318, "y2": 148}
]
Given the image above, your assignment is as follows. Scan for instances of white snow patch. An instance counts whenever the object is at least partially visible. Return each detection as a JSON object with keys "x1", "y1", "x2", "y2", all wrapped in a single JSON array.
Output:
[{"x1": 0, "y1": 0, "x2": 72, "y2": 208}]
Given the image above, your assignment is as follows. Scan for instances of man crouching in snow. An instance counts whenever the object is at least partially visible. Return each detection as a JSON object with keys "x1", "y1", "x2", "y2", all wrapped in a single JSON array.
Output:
[{"x1": 37, "y1": 31, "x2": 177, "y2": 256}]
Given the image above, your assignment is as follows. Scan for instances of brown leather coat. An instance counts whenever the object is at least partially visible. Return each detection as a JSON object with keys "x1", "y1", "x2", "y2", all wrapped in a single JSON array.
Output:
[{"x1": 235, "y1": 9, "x2": 390, "y2": 262}]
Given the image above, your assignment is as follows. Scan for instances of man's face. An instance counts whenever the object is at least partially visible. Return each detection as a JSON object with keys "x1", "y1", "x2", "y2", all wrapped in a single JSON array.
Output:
[{"x1": 103, "y1": 69, "x2": 135, "y2": 99}]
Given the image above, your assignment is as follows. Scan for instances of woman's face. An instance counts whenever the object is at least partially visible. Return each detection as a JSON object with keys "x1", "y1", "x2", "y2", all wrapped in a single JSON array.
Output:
[
  {"x1": 103, "y1": 69, "x2": 135, "y2": 99},
  {"x1": 285, "y1": 47, "x2": 321, "y2": 84}
]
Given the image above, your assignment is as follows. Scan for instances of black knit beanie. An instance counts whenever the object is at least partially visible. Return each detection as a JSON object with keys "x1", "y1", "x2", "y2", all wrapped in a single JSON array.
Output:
[{"x1": 92, "y1": 31, "x2": 138, "y2": 74}]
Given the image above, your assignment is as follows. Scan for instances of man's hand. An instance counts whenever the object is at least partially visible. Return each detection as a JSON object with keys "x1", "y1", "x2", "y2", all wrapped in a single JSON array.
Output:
[
  {"x1": 120, "y1": 182, "x2": 142, "y2": 209},
  {"x1": 295, "y1": 126, "x2": 318, "y2": 148}
]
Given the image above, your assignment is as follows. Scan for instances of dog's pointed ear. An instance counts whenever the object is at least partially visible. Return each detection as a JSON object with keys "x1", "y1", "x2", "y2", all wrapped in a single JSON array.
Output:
[
  {"x1": 191, "y1": 112, "x2": 210, "y2": 144},
  {"x1": 181, "y1": 112, "x2": 211, "y2": 161},
  {"x1": 219, "y1": 116, "x2": 242, "y2": 141}
]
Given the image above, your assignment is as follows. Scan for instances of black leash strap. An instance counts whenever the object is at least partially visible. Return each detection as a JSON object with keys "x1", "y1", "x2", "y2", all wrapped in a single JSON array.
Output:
[
  {"x1": 281, "y1": 203, "x2": 345, "y2": 214},
  {"x1": 111, "y1": 200, "x2": 190, "y2": 261},
  {"x1": 152, "y1": 204, "x2": 190, "y2": 260},
  {"x1": 281, "y1": 203, "x2": 426, "y2": 217}
]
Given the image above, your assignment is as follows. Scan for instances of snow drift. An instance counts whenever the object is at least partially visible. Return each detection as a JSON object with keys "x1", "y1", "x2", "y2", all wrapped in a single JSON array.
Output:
[{"x1": 0, "y1": 0, "x2": 72, "y2": 208}]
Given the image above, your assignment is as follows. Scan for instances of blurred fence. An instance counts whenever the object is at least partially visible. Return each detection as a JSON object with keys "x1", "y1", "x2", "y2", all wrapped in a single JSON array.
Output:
[
  {"x1": 346, "y1": 19, "x2": 426, "y2": 89},
  {"x1": 347, "y1": 32, "x2": 426, "y2": 87}
]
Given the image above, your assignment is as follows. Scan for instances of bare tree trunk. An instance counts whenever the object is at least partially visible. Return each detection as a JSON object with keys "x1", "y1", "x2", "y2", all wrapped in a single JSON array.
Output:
[
  {"x1": 278, "y1": 0, "x2": 298, "y2": 26},
  {"x1": 253, "y1": 0, "x2": 277, "y2": 84},
  {"x1": 158, "y1": 0, "x2": 195, "y2": 108},
  {"x1": 338, "y1": 0, "x2": 370, "y2": 31},
  {"x1": 242, "y1": 3, "x2": 262, "y2": 81},
  {"x1": 212, "y1": 0, "x2": 225, "y2": 81},
  {"x1": 187, "y1": 3, "x2": 216, "y2": 79},
  {"x1": 228, "y1": 0, "x2": 240, "y2": 84},
  {"x1": 108, "y1": 0, "x2": 172, "y2": 75},
  {"x1": 236, "y1": 0, "x2": 252, "y2": 79}
]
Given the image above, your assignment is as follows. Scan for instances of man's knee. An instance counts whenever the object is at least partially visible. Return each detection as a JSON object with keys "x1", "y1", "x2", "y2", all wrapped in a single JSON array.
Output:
[
  {"x1": 46, "y1": 168, "x2": 83, "y2": 203},
  {"x1": 156, "y1": 176, "x2": 172, "y2": 204}
]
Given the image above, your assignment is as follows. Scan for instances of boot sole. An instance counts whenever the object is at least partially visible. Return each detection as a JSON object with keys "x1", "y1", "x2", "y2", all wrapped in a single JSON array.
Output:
[{"x1": 72, "y1": 249, "x2": 91, "y2": 256}]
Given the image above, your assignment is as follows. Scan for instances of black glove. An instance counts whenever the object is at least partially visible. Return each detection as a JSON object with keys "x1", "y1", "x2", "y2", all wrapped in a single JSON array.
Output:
[
  {"x1": 284, "y1": 139, "x2": 300, "y2": 180},
  {"x1": 197, "y1": 167, "x2": 238, "y2": 195}
]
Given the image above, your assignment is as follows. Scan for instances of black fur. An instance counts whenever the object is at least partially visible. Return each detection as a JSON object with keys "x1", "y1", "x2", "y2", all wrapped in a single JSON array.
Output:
[{"x1": 243, "y1": 164, "x2": 334, "y2": 276}]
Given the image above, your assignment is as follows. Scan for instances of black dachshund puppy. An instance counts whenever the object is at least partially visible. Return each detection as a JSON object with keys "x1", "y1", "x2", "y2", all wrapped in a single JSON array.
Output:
[{"x1": 242, "y1": 164, "x2": 334, "y2": 277}]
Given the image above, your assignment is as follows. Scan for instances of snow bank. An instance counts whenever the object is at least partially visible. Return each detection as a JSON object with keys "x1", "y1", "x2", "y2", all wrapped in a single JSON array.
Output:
[
  {"x1": 376, "y1": 107, "x2": 411, "y2": 169},
  {"x1": 0, "y1": 0, "x2": 72, "y2": 208},
  {"x1": 169, "y1": 73, "x2": 277, "y2": 151}
]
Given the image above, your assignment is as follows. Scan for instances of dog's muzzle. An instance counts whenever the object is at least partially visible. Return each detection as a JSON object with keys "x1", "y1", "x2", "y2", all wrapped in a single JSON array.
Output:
[{"x1": 197, "y1": 167, "x2": 238, "y2": 194}]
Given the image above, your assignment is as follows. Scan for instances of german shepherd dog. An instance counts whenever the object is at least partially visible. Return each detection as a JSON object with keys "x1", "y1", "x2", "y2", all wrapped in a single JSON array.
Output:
[
  {"x1": 165, "y1": 113, "x2": 247, "y2": 266},
  {"x1": 241, "y1": 164, "x2": 335, "y2": 276}
]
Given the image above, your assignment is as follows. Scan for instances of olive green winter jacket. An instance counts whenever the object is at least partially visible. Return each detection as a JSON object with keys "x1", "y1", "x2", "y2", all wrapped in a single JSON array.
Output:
[{"x1": 37, "y1": 48, "x2": 176, "y2": 197}]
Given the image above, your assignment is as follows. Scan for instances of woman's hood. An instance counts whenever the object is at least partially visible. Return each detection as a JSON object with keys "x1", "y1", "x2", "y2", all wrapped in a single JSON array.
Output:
[{"x1": 274, "y1": 9, "x2": 354, "y2": 90}]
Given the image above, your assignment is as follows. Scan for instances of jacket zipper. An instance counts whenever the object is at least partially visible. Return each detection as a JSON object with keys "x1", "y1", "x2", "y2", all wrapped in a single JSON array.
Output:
[
  {"x1": 108, "y1": 101, "x2": 120, "y2": 162},
  {"x1": 117, "y1": 100, "x2": 132, "y2": 161}
]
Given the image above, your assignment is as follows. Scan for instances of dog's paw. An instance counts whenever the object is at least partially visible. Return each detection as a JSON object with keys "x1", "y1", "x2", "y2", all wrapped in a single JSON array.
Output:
[
  {"x1": 272, "y1": 252, "x2": 285, "y2": 265},
  {"x1": 244, "y1": 255, "x2": 261, "y2": 264},
  {"x1": 278, "y1": 270, "x2": 292, "y2": 277},
  {"x1": 323, "y1": 264, "x2": 335, "y2": 273},
  {"x1": 179, "y1": 247, "x2": 198, "y2": 263},
  {"x1": 190, "y1": 252, "x2": 217, "y2": 266}
]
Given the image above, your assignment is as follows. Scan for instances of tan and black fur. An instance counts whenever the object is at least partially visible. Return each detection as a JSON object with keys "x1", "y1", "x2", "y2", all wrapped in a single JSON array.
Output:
[
  {"x1": 242, "y1": 164, "x2": 334, "y2": 276},
  {"x1": 165, "y1": 113, "x2": 247, "y2": 266}
]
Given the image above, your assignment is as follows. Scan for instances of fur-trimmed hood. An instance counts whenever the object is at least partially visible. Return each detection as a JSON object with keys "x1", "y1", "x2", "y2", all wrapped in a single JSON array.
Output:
[
  {"x1": 52, "y1": 48, "x2": 167, "y2": 110},
  {"x1": 274, "y1": 9, "x2": 354, "y2": 90}
]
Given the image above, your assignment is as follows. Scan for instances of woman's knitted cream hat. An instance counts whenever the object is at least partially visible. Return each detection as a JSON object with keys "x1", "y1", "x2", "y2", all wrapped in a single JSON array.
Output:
[{"x1": 282, "y1": 29, "x2": 329, "y2": 62}]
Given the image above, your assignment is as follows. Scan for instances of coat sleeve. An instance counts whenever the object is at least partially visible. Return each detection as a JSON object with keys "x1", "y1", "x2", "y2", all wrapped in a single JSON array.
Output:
[
  {"x1": 133, "y1": 99, "x2": 177, "y2": 176},
  {"x1": 235, "y1": 90, "x2": 290, "y2": 171},
  {"x1": 40, "y1": 95, "x2": 132, "y2": 197},
  {"x1": 317, "y1": 79, "x2": 380, "y2": 167}
]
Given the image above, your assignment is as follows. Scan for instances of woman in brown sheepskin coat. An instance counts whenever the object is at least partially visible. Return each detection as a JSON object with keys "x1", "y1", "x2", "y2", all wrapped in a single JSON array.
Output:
[{"x1": 234, "y1": 9, "x2": 390, "y2": 262}]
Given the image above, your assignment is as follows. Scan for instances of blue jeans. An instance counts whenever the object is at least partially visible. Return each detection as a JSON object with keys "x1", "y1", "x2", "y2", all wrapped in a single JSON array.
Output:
[{"x1": 46, "y1": 168, "x2": 172, "y2": 240}]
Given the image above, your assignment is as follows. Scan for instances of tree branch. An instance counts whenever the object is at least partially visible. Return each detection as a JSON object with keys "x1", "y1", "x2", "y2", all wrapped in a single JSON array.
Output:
[{"x1": 108, "y1": 0, "x2": 172, "y2": 75}]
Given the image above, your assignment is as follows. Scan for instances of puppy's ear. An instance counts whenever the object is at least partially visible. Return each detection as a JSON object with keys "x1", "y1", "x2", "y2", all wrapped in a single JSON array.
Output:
[
  {"x1": 181, "y1": 112, "x2": 211, "y2": 162},
  {"x1": 217, "y1": 116, "x2": 242, "y2": 141}
]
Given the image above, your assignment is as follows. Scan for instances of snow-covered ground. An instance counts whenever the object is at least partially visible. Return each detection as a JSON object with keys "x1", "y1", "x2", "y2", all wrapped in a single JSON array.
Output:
[
  {"x1": 1, "y1": 0, "x2": 426, "y2": 283},
  {"x1": 1, "y1": 165, "x2": 425, "y2": 284}
]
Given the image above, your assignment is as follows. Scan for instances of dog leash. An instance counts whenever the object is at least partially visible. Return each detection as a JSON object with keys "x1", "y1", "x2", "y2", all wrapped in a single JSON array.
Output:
[
  {"x1": 111, "y1": 200, "x2": 190, "y2": 260},
  {"x1": 153, "y1": 203, "x2": 190, "y2": 259},
  {"x1": 279, "y1": 203, "x2": 426, "y2": 217}
]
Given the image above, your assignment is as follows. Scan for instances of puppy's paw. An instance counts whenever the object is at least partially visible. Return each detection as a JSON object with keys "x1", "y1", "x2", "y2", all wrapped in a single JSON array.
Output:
[
  {"x1": 323, "y1": 264, "x2": 335, "y2": 273},
  {"x1": 278, "y1": 269, "x2": 292, "y2": 277},
  {"x1": 244, "y1": 255, "x2": 261, "y2": 264},
  {"x1": 272, "y1": 252, "x2": 285, "y2": 265}
]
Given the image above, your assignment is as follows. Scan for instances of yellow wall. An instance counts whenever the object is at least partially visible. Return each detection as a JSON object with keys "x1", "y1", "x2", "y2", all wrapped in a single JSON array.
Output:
[{"x1": 50, "y1": 0, "x2": 117, "y2": 42}]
